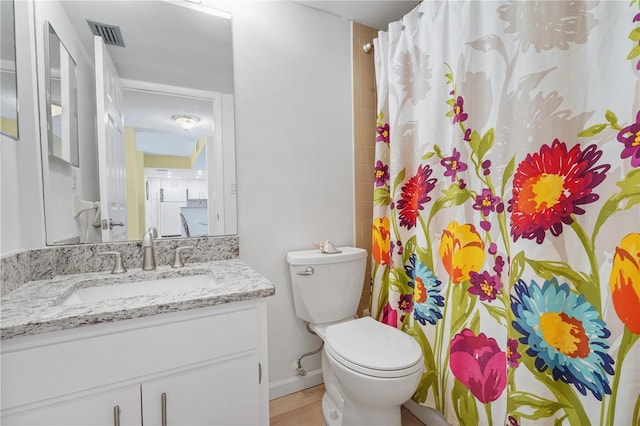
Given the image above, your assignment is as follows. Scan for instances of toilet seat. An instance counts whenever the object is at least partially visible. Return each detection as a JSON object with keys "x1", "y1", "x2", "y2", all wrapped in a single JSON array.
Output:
[{"x1": 324, "y1": 317, "x2": 423, "y2": 378}]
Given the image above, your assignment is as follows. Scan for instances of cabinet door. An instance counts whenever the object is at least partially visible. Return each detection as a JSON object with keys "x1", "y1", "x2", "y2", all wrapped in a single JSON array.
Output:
[
  {"x1": 1, "y1": 384, "x2": 141, "y2": 426},
  {"x1": 141, "y1": 353, "x2": 260, "y2": 426}
]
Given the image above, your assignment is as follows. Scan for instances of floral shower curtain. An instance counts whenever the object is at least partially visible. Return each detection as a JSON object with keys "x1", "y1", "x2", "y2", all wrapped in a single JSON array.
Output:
[{"x1": 370, "y1": 1, "x2": 640, "y2": 425}]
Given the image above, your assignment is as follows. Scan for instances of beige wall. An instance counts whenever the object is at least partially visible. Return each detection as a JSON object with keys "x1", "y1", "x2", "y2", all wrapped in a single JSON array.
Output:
[{"x1": 353, "y1": 23, "x2": 377, "y2": 318}]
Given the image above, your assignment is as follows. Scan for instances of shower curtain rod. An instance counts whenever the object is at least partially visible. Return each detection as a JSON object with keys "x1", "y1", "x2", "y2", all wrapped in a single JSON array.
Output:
[{"x1": 362, "y1": 42, "x2": 373, "y2": 53}]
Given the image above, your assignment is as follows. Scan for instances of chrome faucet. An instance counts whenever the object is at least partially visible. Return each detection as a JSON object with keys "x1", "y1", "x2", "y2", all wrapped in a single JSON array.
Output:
[{"x1": 142, "y1": 229, "x2": 156, "y2": 271}]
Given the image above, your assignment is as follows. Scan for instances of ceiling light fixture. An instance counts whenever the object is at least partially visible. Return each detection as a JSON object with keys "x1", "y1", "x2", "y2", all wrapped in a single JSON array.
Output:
[{"x1": 172, "y1": 114, "x2": 200, "y2": 130}]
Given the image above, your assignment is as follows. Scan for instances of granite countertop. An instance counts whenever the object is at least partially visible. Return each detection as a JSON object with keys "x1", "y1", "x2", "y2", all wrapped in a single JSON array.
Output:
[{"x1": 1, "y1": 259, "x2": 275, "y2": 340}]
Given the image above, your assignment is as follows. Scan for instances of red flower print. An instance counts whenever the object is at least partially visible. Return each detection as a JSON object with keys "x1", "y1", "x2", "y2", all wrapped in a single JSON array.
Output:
[
  {"x1": 509, "y1": 139, "x2": 610, "y2": 243},
  {"x1": 397, "y1": 165, "x2": 437, "y2": 229},
  {"x1": 449, "y1": 329, "x2": 507, "y2": 403},
  {"x1": 617, "y1": 110, "x2": 640, "y2": 168},
  {"x1": 452, "y1": 96, "x2": 468, "y2": 124},
  {"x1": 376, "y1": 123, "x2": 390, "y2": 143}
]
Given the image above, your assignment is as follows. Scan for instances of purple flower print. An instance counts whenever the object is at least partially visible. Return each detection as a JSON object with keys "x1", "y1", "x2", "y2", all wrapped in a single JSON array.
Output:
[
  {"x1": 506, "y1": 338, "x2": 521, "y2": 368},
  {"x1": 452, "y1": 96, "x2": 468, "y2": 124},
  {"x1": 374, "y1": 160, "x2": 390, "y2": 187},
  {"x1": 482, "y1": 159, "x2": 491, "y2": 176},
  {"x1": 376, "y1": 123, "x2": 390, "y2": 143},
  {"x1": 398, "y1": 293, "x2": 414, "y2": 322},
  {"x1": 473, "y1": 188, "x2": 501, "y2": 216},
  {"x1": 488, "y1": 242, "x2": 498, "y2": 255},
  {"x1": 468, "y1": 270, "x2": 502, "y2": 302},
  {"x1": 617, "y1": 110, "x2": 640, "y2": 167},
  {"x1": 440, "y1": 148, "x2": 468, "y2": 182}
]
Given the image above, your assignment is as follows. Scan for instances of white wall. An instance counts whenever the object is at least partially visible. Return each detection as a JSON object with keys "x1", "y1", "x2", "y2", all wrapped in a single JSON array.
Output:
[
  {"x1": 3, "y1": 0, "x2": 356, "y2": 399},
  {"x1": 1, "y1": 1, "x2": 46, "y2": 255},
  {"x1": 34, "y1": 0, "x2": 98, "y2": 245},
  {"x1": 231, "y1": 2, "x2": 354, "y2": 397}
]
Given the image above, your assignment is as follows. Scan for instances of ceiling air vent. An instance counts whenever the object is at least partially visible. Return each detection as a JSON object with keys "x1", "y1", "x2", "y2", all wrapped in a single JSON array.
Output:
[{"x1": 87, "y1": 20, "x2": 125, "y2": 47}]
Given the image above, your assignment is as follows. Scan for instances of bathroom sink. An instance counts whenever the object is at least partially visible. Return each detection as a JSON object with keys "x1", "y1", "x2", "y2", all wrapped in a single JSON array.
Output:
[{"x1": 60, "y1": 274, "x2": 216, "y2": 306}]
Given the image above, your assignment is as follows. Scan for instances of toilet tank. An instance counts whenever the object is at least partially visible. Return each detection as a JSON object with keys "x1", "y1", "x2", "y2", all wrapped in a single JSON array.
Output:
[{"x1": 287, "y1": 247, "x2": 367, "y2": 325}]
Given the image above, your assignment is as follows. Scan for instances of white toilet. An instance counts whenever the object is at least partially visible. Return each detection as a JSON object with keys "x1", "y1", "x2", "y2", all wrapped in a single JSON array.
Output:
[{"x1": 287, "y1": 247, "x2": 424, "y2": 426}]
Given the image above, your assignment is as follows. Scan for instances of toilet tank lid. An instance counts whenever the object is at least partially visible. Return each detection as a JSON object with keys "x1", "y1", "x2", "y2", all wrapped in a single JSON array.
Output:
[{"x1": 287, "y1": 247, "x2": 367, "y2": 265}]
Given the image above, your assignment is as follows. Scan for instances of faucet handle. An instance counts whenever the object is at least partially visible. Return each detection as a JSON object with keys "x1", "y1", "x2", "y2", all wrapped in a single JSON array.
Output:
[
  {"x1": 172, "y1": 246, "x2": 194, "y2": 268},
  {"x1": 99, "y1": 251, "x2": 127, "y2": 274}
]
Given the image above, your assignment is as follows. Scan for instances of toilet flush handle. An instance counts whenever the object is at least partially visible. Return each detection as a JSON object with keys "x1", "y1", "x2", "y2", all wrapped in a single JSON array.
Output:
[{"x1": 297, "y1": 266, "x2": 314, "y2": 276}]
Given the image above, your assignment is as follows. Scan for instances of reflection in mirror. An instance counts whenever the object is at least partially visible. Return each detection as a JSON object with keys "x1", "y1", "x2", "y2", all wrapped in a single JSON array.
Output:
[
  {"x1": 46, "y1": 22, "x2": 79, "y2": 166},
  {"x1": 121, "y1": 86, "x2": 227, "y2": 240},
  {"x1": 41, "y1": 0, "x2": 236, "y2": 245},
  {"x1": 0, "y1": 0, "x2": 19, "y2": 140}
]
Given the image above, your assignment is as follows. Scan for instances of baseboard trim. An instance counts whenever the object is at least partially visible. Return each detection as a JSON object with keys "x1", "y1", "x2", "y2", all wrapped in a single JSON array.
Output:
[{"x1": 268, "y1": 368, "x2": 324, "y2": 400}]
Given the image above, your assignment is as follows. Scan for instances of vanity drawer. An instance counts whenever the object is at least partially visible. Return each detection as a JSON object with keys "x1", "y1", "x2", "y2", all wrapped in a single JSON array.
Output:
[{"x1": 1, "y1": 304, "x2": 259, "y2": 410}]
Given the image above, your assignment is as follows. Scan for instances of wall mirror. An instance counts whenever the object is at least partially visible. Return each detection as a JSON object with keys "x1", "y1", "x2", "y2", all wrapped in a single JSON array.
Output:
[
  {"x1": 40, "y1": 0, "x2": 236, "y2": 245},
  {"x1": 46, "y1": 22, "x2": 79, "y2": 166},
  {"x1": 1, "y1": 0, "x2": 19, "y2": 140}
]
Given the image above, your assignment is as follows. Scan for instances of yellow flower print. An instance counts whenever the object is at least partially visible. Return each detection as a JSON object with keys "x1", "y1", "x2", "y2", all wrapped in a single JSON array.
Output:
[
  {"x1": 438, "y1": 221, "x2": 485, "y2": 284},
  {"x1": 609, "y1": 233, "x2": 640, "y2": 334},
  {"x1": 372, "y1": 217, "x2": 391, "y2": 266}
]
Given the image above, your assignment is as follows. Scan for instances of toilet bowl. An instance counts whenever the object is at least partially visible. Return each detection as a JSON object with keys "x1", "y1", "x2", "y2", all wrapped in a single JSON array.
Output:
[
  {"x1": 287, "y1": 247, "x2": 424, "y2": 426},
  {"x1": 321, "y1": 316, "x2": 423, "y2": 425}
]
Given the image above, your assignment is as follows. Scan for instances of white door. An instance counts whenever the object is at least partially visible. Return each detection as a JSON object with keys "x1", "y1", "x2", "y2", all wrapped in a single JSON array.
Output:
[
  {"x1": 95, "y1": 36, "x2": 127, "y2": 242},
  {"x1": 1, "y1": 384, "x2": 141, "y2": 426},
  {"x1": 141, "y1": 355, "x2": 261, "y2": 425}
]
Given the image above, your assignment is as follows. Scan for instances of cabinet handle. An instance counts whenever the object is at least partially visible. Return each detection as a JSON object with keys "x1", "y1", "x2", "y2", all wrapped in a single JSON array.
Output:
[
  {"x1": 161, "y1": 392, "x2": 167, "y2": 426},
  {"x1": 113, "y1": 405, "x2": 121, "y2": 426},
  {"x1": 258, "y1": 362, "x2": 262, "y2": 384}
]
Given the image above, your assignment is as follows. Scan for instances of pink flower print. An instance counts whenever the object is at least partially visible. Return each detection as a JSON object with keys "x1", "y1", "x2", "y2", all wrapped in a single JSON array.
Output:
[
  {"x1": 381, "y1": 302, "x2": 398, "y2": 328},
  {"x1": 468, "y1": 270, "x2": 502, "y2": 302},
  {"x1": 376, "y1": 123, "x2": 390, "y2": 143},
  {"x1": 449, "y1": 329, "x2": 507, "y2": 403},
  {"x1": 473, "y1": 188, "x2": 501, "y2": 216},
  {"x1": 374, "y1": 160, "x2": 390, "y2": 187},
  {"x1": 617, "y1": 110, "x2": 640, "y2": 167},
  {"x1": 440, "y1": 148, "x2": 468, "y2": 182},
  {"x1": 452, "y1": 96, "x2": 468, "y2": 124}
]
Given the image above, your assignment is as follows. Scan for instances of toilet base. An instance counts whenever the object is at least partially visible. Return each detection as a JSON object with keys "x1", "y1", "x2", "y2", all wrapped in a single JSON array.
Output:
[
  {"x1": 322, "y1": 388, "x2": 403, "y2": 426},
  {"x1": 321, "y1": 391, "x2": 343, "y2": 426}
]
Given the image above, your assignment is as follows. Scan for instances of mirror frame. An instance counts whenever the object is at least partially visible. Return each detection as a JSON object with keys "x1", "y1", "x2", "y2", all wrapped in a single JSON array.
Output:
[
  {"x1": 0, "y1": 0, "x2": 19, "y2": 140},
  {"x1": 45, "y1": 21, "x2": 79, "y2": 167}
]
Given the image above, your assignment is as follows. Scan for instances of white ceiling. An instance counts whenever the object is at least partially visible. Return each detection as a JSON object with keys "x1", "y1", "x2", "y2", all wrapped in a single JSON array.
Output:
[
  {"x1": 61, "y1": 1, "x2": 233, "y2": 93},
  {"x1": 295, "y1": 1, "x2": 420, "y2": 30}
]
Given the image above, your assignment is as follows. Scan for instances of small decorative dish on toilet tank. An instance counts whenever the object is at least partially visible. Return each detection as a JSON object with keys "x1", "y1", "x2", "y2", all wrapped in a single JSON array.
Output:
[{"x1": 314, "y1": 240, "x2": 342, "y2": 254}]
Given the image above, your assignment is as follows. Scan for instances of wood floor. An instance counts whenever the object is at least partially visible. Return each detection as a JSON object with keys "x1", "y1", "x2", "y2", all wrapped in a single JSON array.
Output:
[{"x1": 269, "y1": 385, "x2": 425, "y2": 426}]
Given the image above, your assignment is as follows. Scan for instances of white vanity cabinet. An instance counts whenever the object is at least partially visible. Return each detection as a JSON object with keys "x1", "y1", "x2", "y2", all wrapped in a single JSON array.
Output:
[{"x1": 1, "y1": 299, "x2": 269, "y2": 425}]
